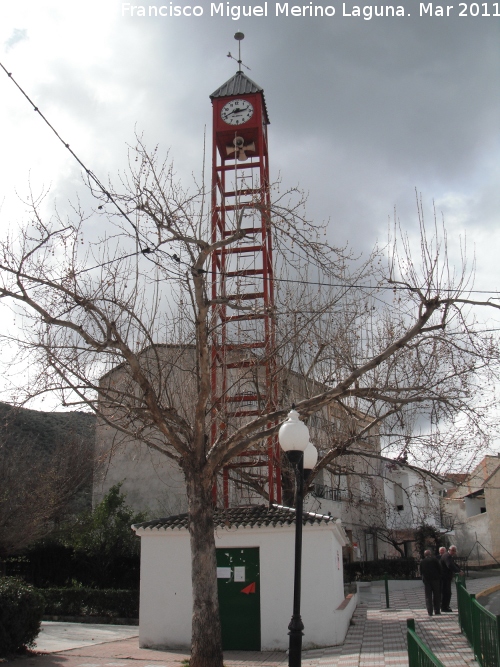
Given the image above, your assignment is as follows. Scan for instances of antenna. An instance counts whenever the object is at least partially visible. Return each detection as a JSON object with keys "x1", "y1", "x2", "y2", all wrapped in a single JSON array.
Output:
[{"x1": 227, "y1": 32, "x2": 251, "y2": 72}]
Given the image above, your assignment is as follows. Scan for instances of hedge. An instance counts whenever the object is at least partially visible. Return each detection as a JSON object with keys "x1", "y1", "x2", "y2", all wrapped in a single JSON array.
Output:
[
  {"x1": 0, "y1": 578, "x2": 45, "y2": 657},
  {"x1": 344, "y1": 557, "x2": 420, "y2": 581},
  {"x1": 40, "y1": 588, "x2": 139, "y2": 619},
  {"x1": 5, "y1": 547, "x2": 140, "y2": 590}
]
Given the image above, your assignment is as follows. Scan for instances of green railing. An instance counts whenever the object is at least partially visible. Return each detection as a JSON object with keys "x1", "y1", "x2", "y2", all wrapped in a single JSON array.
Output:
[
  {"x1": 407, "y1": 618, "x2": 446, "y2": 667},
  {"x1": 455, "y1": 578, "x2": 500, "y2": 667},
  {"x1": 456, "y1": 579, "x2": 475, "y2": 647}
]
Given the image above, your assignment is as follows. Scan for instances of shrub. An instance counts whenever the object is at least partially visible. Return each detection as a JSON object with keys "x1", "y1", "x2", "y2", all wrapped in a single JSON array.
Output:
[
  {"x1": 6, "y1": 543, "x2": 141, "y2": 591},
  {"x1": 40, "y1": 588, "x2": 139, "y2": 619},
  {"x1": 0, "y1": 577, "x2": 45, "y2": 656}
]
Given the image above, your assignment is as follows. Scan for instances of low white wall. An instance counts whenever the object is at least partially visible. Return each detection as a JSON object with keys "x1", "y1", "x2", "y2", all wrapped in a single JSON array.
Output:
[
  {"x1": 137, "y1": 521, "x2": 351, "y2": 650},
  {"x1": 332, "y1": 590, "x2": 358, "y2": 642}
]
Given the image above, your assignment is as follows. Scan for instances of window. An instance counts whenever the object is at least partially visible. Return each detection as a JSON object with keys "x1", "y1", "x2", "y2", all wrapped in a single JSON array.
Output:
[{"x1": 404, "y1": 541, "x2": 414, "y2": 557}]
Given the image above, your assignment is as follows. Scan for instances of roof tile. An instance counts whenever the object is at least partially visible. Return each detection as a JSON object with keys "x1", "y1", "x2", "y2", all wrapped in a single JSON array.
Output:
[{"x1": 133, "y1": 504, "x2": 336, "y2": 532}]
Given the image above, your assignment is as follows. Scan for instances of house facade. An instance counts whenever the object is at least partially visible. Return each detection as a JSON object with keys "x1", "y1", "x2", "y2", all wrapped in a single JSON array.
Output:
[
  {"x1": 442, "y1": 455, "x2": 500, "y2": 566},
  {"x1": 381, "y1": 460, "x2": 453, "y2": 556},
  {"x1": 305, "y1": 447, "x2": 389, "y2": 562}
]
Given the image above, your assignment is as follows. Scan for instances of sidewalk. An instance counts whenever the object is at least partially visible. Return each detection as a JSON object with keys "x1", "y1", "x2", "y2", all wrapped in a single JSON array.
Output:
[{"x1": 11, "y1": 575, "x2": 500, "y2": 667}]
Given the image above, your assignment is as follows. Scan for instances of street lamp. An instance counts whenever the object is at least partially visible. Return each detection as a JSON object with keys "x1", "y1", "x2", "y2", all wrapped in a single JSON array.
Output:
[{"x1": 278, "y1": 409, "x2": 318, "y2": 667}]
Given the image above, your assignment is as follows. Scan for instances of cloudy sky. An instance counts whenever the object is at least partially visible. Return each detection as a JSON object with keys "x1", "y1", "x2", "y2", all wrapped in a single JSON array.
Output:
[{"x1": 0, "y1": 1, "x2": 499, "y2": 406}]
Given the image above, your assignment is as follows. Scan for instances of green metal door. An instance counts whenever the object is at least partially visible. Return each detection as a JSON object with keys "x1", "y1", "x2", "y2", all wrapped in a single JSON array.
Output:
[{"x1": 216, "y1": 547, "x2": 261, "y2": 650}]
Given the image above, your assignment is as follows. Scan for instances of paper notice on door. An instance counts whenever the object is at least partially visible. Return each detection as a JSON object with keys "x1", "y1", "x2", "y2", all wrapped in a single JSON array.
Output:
[
  {"x1": 234, "y1": 566, "x2": 246, "y2": 582},
  {"x1": 217, "y1": 567, "x2": 231, "y2": 579}
]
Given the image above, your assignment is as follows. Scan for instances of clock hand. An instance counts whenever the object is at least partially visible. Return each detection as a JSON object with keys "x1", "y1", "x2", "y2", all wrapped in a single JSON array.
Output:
[{"x1": 222, "y1": 107, "x2": 245, "y2": 119}]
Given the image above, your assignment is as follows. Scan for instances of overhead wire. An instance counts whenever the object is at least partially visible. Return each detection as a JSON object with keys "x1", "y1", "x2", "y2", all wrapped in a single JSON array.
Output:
[
  {"x1": 0, "y1": 62, "x2": 180, "y2": 269},
  {"x1": 42, "y1": 244, "x2": 500, "y2": 298}
]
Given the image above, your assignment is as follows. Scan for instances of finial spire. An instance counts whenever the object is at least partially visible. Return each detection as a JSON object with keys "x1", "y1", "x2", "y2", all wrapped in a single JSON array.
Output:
[{"x1": 227, "y1": 32, "x2": 251, "y2": 72}]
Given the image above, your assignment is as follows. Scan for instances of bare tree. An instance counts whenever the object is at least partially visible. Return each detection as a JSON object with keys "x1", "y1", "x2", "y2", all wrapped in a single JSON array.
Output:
[{"x1": 0, "y1": 143, "x2": 498, "y2": 666}]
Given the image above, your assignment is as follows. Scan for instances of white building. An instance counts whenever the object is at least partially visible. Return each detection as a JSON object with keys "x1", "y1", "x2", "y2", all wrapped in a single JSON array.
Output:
[
  {"x1": 132, "y1": 504, "x2": 356, "y2": 651},
  {"x1": 382, "y1": 459, "x2": 453, "y2": 556}
]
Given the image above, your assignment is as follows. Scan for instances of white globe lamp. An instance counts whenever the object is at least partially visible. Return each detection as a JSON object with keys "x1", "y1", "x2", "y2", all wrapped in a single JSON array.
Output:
[
  {"x1": 278, "y1": 409, "x2": 310, "y2": 465},
  {"x1": 303, "y1": 441, "x2": 318, "y2": 472}
]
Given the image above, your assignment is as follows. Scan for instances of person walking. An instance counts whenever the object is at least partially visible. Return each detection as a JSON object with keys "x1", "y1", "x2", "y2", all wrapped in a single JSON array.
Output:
[
  {"x1": 420, "y1": 549, "x2": 442, "y2": 616},
  {"x1": 440, "y1": 545, "x2": 463, "y2": 612}
]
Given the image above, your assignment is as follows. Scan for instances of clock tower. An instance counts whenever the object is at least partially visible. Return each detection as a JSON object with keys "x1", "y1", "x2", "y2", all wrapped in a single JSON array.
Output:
[{"x1": 210, "y1": 37, "x2": 280, "y2": 508}]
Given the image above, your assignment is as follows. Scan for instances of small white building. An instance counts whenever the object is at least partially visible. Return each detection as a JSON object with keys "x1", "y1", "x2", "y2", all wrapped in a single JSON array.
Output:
[{"x1": 133, "y1": 504, "x2": 356, "y2": 651}]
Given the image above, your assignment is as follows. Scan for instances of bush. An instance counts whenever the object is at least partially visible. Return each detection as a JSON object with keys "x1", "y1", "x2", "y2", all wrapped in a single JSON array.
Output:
[
  {"x1": 6, "y1": 485, "x2": 144, "y2": 590},
  {"x1": 7, "y1": 547, "x2": 141, "y2": 590},
  {"x1": 414, "y1": 524, "x2": 443, "y2": 557},
  {"x1": 0, "y1": 577, "x2": 45, "y2": 657},
  {"x1": 41, "y1": 588, "x2": 139, "y2": 619}
]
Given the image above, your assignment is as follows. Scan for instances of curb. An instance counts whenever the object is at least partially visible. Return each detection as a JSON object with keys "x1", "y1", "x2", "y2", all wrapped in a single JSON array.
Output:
[
  {"x1": 42, "y1": 616, "x2": 139, "y2": 625},
  {"x1": 475, "y1": 582, "x2": 500, "y2": 601}
]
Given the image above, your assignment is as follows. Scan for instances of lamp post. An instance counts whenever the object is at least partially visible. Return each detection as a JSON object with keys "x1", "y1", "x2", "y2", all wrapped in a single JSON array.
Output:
[{"x1": 278, "y1": 409, "x2": 318, "y2": 667}]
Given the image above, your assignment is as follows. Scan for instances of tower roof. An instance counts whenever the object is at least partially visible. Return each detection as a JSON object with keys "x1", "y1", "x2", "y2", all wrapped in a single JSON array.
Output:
[{"x1": 210, "y1": 71, "x2": 269, "y2": 123}]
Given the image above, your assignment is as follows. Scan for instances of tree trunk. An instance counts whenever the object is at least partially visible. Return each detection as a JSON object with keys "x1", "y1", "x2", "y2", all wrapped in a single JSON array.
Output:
[
  {"x1": 185, "y1": 468, "x2": 223, "y2": 667},
  {"x1": 392, "y1": 543, "x2": 405, "y2": 557}
]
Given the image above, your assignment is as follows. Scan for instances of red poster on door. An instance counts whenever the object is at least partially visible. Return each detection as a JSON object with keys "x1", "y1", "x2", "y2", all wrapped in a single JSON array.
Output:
[{"x1": 241, "y1": 582, "x2": 256, "y2": 594}]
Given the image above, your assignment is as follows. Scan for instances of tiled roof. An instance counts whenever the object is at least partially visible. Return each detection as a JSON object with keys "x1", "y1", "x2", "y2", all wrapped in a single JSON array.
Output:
[
  {"x1": 210, "y1": 71, "x2": 263, "y2": 98},
  {"x1": 133, "y1": 504, "x2": 336, "y2": 532},
  {"x1": 210, "y1": 71, "x2": 270, "y2": 124}
]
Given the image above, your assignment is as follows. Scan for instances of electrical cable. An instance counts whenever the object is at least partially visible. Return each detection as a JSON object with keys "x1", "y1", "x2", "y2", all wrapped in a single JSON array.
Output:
[
  {"x1": 0, "y1": 62, "x2": 181, "y2": 269},
  {"x1": 64, "y1": 250, "x2": 500, "y2": 298}
]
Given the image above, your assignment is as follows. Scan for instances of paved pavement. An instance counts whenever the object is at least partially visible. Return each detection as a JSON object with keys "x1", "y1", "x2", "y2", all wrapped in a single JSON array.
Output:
[
  {"x1": 31, "y1": 624, "x2": 140, "y2": 654},
  {"x1": 7, "y1": 575, "x2": 500, "y2": 667}
]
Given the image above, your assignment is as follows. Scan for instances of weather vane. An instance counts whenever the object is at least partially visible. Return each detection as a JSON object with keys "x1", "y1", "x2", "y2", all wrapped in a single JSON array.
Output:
[{"x1": 227, "y1": 32, "x2": 251, "y2": 72}]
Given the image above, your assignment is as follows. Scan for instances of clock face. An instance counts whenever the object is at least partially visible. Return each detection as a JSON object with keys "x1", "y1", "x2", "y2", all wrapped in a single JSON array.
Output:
[{"x1": 220, "y1": 99, "x2": 254, "y2": 126}]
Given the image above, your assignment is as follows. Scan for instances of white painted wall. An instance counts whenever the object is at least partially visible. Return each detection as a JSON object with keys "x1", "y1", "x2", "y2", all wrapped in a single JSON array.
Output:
[
  {"x1": 135, "y1": 520, "x2": 354, "y2": 651},
  {"x1": 383, "y1": 464, "x2": 445, "y2": 531},
  {"x1": 137, "y1": 530, "x2": 192, "y2": 649},
  {"x1": 465, "y1": 496, "x2": 486, "y2": 518}
]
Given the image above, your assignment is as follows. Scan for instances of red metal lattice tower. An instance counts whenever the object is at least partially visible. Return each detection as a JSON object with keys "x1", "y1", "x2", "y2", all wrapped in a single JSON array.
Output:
[{"x1": 210, "y1": 69, "x2": 281, "y2": 508}]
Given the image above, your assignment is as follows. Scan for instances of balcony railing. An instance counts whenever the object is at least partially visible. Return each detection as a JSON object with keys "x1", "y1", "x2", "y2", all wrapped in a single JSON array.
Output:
[{"x1": 312, "y1": 483, "x2": 351, "y2": 502}]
